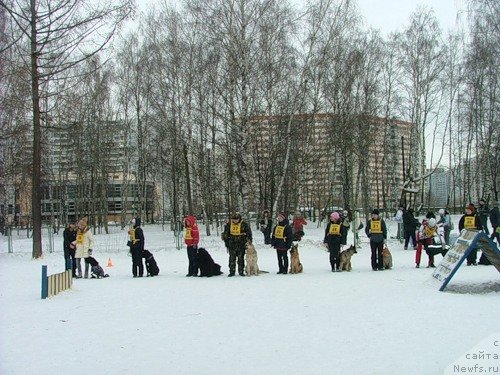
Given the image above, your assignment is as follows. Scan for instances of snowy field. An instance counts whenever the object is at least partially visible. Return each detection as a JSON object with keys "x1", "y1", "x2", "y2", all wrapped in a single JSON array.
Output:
[{"x1": 0, "y1": 216, "x2": 499, "y2": 375}]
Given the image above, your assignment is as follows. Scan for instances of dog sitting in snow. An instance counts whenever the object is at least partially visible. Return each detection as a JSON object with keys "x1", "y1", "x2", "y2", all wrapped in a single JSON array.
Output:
[
  {"x1": 289, "y1": 243, "x2": 303, "y2": 274},
  {"x1": 245, "y1": 241, "x2": 260, "y2": 276},
  {"x1": 338, "y1": 245, "x2": 357, "y2": 271},
  {"x1": 382, "y1": 246, "x2": 393, "y2": 270},
  {"x1": 142, "y1": 249, "x2": 160, "y2": 276},
  {"x1": 85, "y1": 256, "x2": 109, "y2": 279},
  {"x1": 194, "y1": 247, "x2": 223, "y2": 277}
]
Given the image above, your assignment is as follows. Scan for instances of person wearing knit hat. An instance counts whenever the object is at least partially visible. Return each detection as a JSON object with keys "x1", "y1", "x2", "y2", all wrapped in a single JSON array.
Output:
[
  {"x1": 324, "y1": 212, "x2": 347, "y2": 272},
  {"x1": 271, "y1": 211, "x2": 293, "y2": 274},
  {"x1": 365, "y1": 209, "x2": 387, "y2": 271},
  {"x1": 489, "y1": 202, "x2": 499, "y2": 245},
  {"x1": 222, "y1": 212, "x2": 252, "y2": 276},
  {"x1": 74, "y1": 217, "x2": 94, "y2": 278},
  {"x1": 459, "y1": 204, "x2": 483, "y2": 265}
]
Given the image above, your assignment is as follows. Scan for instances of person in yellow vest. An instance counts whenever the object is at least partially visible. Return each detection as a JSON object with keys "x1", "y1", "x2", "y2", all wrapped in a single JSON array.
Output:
[
  {"x1": 74, "y1": 217, "x2": 94, "y2": 278},
  {"x1": 128, "y1": 217, "x2": 145, "y2": 277},
  {"x1": 324, "y1": 212, "x2": 348, "y2": 272},
  {"x1": 458, "y1": 204, "x2": 483, "y2": 266},
  {"x1": 222, "y1": 212, "x2": 252, "y2": 277},
  {"x1": 184, "y1": 215, "x2": 200, "y2": 277},
  {"x1": 271, "y1": 212, "x2": 293, "y2": 274},
  {"x1": 365, "y1": 209, "x2": 387, "y2": 271}
]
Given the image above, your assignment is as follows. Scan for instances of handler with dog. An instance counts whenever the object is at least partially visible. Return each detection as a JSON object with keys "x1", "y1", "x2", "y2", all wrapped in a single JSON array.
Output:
[
  {"x1": 271, "y1": 212, "x2": 294, "y2": 274},
  {"x1": 365, "y1": 209, "x2": 387, "y2": 271},
  {"x1": 128, "y1": 217, "x2": 145, "y2": 277},
  {"x1": 222, "y1": 212, "x2": 252, "y2": 277},
  {"x1": 324, "y1": 212, "x2": 348, "y2": 272}
]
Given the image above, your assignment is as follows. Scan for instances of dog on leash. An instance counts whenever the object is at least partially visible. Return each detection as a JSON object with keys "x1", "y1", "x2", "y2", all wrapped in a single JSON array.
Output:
[
  {"x1": 338, "y1": 245, "x2": 357, "y2": 271},
  {"x1": 142, "y1": 249, "x2": 160, "y2": 276},
  {"x1": 245, "y1": 241, "x2": 260, "y2": 276},
  {"x1": 195, "y1": 247, "x2": 223, "y2": 277},
  {"x1": 289, "y1": 243, "x2": 303, "y2": 274},
  {"x1": 382, "y1": 246, "x2": 393, "y2": 269}
]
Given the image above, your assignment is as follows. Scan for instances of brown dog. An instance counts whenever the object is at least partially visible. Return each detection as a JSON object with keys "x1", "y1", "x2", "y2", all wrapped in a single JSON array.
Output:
[
  {"x1": 338, "y1": 245, "x2": 357, "y2": 271},
  {"x1": 289, "y1": 244, "x2": 303, "y2": 274},
  {"x1": 382, "y1": 246, "x2": 393, "y2": 269},
  {"x1": 245, "y1": 241, "x2": 260, "y2": 276}
]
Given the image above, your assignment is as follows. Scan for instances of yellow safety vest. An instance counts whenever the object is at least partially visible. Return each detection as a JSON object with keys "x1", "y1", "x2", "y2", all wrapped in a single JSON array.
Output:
[
  {"x1": 129, "y1": 228, "x2": 138, "y2": 244},
  {"x1": 274, "y1": 225, "x2": 286, "y2": 239},
  {"x1": 230, "y1": 222, "x2": 243, "y2": 236},
  {"x1": 185, "y1": 228, "x2": 193, "y2": 240},
  {"x1": 370, "y1": 220, "x2": 383, "y2": 234},
  {"x1": 328, "y1": 223, "x2": 341, "y2": 235},
  {"x1": 464, "y1": 216, "x2": 476, "y2": 229},
  {"x1": 424, "y1": 226, "x2": 436, "y2": 238},
  {"x1": 76, "y1": 232, "x2": 84, "y2": 245}
]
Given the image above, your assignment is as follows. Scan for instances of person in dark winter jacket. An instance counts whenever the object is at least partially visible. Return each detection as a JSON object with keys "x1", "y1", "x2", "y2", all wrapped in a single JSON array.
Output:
[
  {"x1": 478, "y1": 198, "x2": 489, "y2": 235},
  {"x1": 184, "y1": 215, "x2": 200, "y2": 276},
  {"x1": 403, "y1": 208, "x2": 419, "y2": 250},
  {"x1": 458, "y1": 204, "x2": 483, "y2": 265},
  {"x1": 324, "y1": 212, "x2": 348, "y2": 272},
  {"x1": 222, "y1": 213, "x2": 252, "y2": 276},
  {"x1": 271, "y1": 212, "x2": 293, "y2": 274},
  {"x1": 490, "y1": 202, "x2": 499, "y2": 245},
  {"x1": 128, "y1": 217, "x2": 145, "y2": 277},
  {"x1": 63, "y1": 222, "x2": 77, "y2": 277},
  {"x1": 365, "y1": 209, "x2": 387, "y2": 271},
  {"x1": 259, "y1": 210, "x2": 273, "y2": 245}
]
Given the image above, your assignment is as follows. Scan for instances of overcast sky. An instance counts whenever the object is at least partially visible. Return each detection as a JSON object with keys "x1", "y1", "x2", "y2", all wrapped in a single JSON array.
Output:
[{"x1": 135, "y1": 0, "x2": 466, "y2": 35}]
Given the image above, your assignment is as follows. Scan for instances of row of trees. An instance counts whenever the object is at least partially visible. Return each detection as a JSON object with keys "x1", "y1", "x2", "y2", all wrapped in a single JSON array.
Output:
[{"x1": 0, "y1": 0, "x2": 498, "y2": 258}]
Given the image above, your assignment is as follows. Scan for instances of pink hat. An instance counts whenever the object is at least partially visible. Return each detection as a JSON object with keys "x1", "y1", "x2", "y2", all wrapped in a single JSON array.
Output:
[{"x1": 330, "y1": 212, "x2": 340, "y2": 221}]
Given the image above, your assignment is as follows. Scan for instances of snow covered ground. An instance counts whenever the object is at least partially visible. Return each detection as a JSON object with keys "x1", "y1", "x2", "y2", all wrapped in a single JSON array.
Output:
[{"x1": 0, "y1": 216, "x2": 498, "y2": 375}]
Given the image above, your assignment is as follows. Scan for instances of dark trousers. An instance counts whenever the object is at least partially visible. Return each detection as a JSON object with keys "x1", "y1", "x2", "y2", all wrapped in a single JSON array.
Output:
[
  {"x1": 228, "y1": 246, "x2": 245, "y2": 275},
  {"x1": 491, "y1": 226, "x2": 499, "y2": 244},
  {"x1": 187, "y1": 246, "x2": 198, "y2": 276},
  {"x1": 404, "y1": 231, "x2": 417, "y2": 249},
  {"x1": 263, "y1": 229, "x2": 271, "y2": 245},
  {"x1": 131, "y1": 248, "x2": 144, "y2": 277},
  {"x1": 64, "y1": 248, "x2": 77, "y2": 276},
  {"x1": 276, "y1": 250, "x2": 288, "y2": 273},
  {"x1": 328, "y1": 243, "x2": 341, "y2": 271},
  {"x1": 467, "y1": 249, "x2": 478, "y2": 265},
  {"x1": 370, "y1": 241, "x2": 384, "y2": 270}
]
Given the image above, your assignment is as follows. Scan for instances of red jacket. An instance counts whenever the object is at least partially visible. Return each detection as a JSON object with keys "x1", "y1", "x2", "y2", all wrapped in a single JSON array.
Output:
[{"x1": 184, "y1": 216, "x2": 200, "y2": 247}]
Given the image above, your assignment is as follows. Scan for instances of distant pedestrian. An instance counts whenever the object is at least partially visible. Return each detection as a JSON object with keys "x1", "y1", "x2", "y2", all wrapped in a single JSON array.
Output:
[
  {"x1": 259, "y1": 210, "x2": 272, "y2": 245},
  {"x1": 437, "y1": 208, "x2": 452, "y2": 245},
  {"x1": 292, "y1": 212, "x2": 307, "y2": 241},
  {"x1": 478, "y1": 198, "x2": 489, "y2": 235},
  {"x1": 403, "y1": 208, "x2": 419, "y2": 250},
  {"x1": 394, "y1": 205, "x2": 404, "y2": 241}
]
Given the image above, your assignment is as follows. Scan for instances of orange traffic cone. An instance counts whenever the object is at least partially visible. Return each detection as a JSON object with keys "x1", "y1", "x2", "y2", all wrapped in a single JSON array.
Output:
[{"x1": 107, "y1": 258, "x2": 114, "y2": 267}]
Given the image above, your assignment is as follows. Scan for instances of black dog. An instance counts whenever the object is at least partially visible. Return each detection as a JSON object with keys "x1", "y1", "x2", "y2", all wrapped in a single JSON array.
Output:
[
  {"x1": 142, "y1": 250, "x2": 160, "y2": 276},
  {"x1": 194, "y1": 248, "x2": 223, "y2": 277},
  {"x1": 85, "y1": 256, "x2": 109, "y2": 279}
]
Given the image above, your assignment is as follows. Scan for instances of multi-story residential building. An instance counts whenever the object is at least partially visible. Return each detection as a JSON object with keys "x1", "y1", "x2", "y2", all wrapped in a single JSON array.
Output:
[{"x1": 248, "y1": 113, "x2": 413, "y2": 212}]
